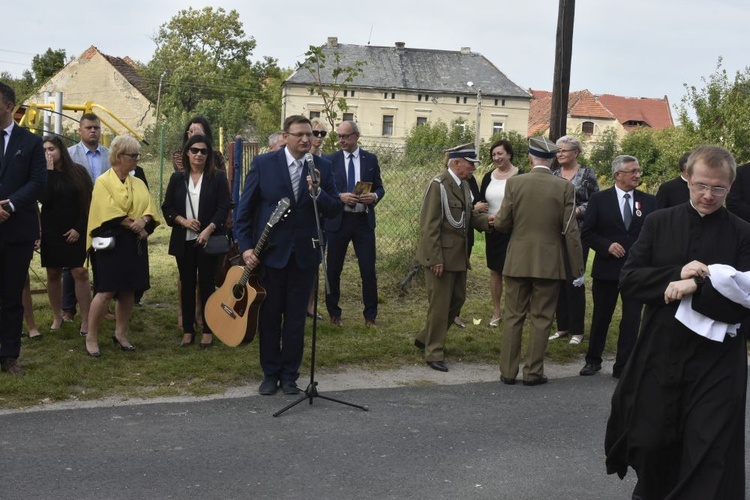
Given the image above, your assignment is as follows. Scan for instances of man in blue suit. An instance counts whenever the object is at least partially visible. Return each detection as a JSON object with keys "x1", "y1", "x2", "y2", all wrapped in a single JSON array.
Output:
[
  {"x1": 0, "y1": 83, "x2": 46, "y2": 375},
  {"x1": 324, "y1": 121, "x2": 385, "y2": 328},
  {"x1": 580, "y1": 155, "x2": 655, "y2": 378},
  {"x1": 235, "y1": 115, "x2": 342, "y2": 395}
]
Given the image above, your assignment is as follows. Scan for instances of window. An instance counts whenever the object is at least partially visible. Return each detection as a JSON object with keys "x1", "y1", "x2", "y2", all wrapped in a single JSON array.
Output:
[
  {"x1": 382, "y1": 115, "x2": 394, "y2": 136},
  {"x1": 456, "y1": 97, "x2": 460, "y2": 104},
  {"x1": 455, "y1": 121, "x2": 467, "y2": 133},
  {"x1": 424, "y1": 94, "x2": 429, "y2": 101},
  {"x1": 463, "y1": 97, "x2": 468, "y2": 104},
  {"x1": 582, "y1": 121, "x2": 595, "y2": 134},
  {"x1": 416, "y1": 117, "x2": 427, "y2": 126},
  {"x1": 310, "y1": 111, "x2": 321, "y2": 119},
  {"x1": 492, "y1": 122, "x2": 504, "y2": 135},
  {"x1": 418, "y1": 94, "x2": 422, "y2": 101},
  {"x1": 350, "y1": 90, "x2": 355, "y2": 97},
  {"x1": 384, "y1": 92, "x2": 388, "y2": 99},
  {"x1": 343, "y1": 112, "x2": 354, "y2": 122},
  {"x1": 391, "y1": 93, "x2": 396, "y2": 99}
]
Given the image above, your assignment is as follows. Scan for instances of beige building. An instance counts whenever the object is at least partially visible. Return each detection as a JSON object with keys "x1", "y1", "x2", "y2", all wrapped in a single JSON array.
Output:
[
  {"x1": 28, "y1": 46, "x2": 155, "y2": 139},
  {"x1": 528, "y1": 89, "x2": 674, "y2": 140},
  {"x1": 283, "y1": 38, "x2": 531, "y2": 147}
]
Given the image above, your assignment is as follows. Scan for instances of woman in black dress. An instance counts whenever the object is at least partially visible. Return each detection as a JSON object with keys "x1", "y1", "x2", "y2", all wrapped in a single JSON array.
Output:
[
  {"x1": 84, "y1": 136, "x2": 159, "y2": 357},
  {"x1": 40, "y1": 135, "x2": 93, "y2": 335}
]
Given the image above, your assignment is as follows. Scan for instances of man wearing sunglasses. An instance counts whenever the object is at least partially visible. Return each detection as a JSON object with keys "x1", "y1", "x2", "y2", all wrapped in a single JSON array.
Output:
[
  {"x1": 324, "y1": 120, "x2": 385, "y2": 328},
  {"x1": 235, "y1": 115, "x2": 342, "y2": 396}
]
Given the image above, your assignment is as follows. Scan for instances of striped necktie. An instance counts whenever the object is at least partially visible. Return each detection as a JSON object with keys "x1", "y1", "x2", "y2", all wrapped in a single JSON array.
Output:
[
  {"x1": 290, "y1": 159, "x2": 302, "y2": 200},
  {"x1": 623, "y1": 193, "x2": 632, "y2": 230}
]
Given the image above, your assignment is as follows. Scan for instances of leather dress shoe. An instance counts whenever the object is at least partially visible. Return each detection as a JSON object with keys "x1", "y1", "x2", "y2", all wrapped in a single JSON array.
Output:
[
  {"x1": 365, "y1": 318, "x2": 377, "y2": 328},
  {"x1": 523, "y1": 375, "x2": 548, "y2": 387},
  {"x1": 281, "y1": 380, "x2": 301, "y2": 395},
  {"x1": 1, "y1": 359, "x2": 24, "y2": 376},
  {"x1": 259, "y1": 376, "x2": 279, "y2": 395},
  {"x1": 330, "y1": 317, "x2": 343, "y2": 327},
  {"x1": 500, "y1": 375, "x2": 516, "y2": 385},
  {"x1": 426, "y1": 361, "x2": 448, "y2": 372},
  {"x1": 414, "y1": 339, "x2": 425, "y2": 349},
  {"x1": 579, "y1": 363, "x2": 602, "y2": 376}
]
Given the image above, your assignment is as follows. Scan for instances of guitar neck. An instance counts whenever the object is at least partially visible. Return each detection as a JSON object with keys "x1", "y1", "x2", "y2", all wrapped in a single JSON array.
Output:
[{"x1": 238, "y1": 222, "x2": 273, "y2": 286}]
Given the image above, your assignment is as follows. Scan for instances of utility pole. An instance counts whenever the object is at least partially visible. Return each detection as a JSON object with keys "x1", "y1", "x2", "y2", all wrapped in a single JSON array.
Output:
[{"x1": 550, "y1": 0, "x2": 575, "y2": 142}]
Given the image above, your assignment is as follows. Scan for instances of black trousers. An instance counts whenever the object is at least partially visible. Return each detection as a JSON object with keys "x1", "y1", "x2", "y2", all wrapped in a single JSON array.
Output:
[
  {"x1": 0, "y1": 240, "x2": 34, "y2": 361},
  {"x1": 585, "y1": 278, "x2": 642, "y2": 373},
  {"x1": 176, "y1": 243, "x2": 218, "y2": 334},
  {"x1": 555, "y1": 247, "x2": 589, "y2": 335},
  {"x1": 325, "y1": 212, "x2": 378, "y2": 320},
  {"x1": 259, "y1": 255, "x2": 315, "y2": 382}
]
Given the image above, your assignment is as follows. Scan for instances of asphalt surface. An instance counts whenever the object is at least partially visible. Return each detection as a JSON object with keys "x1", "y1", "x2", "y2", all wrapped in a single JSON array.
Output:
[{"x1": 1, "y1": 372, "x2": 747, "y2": 499}]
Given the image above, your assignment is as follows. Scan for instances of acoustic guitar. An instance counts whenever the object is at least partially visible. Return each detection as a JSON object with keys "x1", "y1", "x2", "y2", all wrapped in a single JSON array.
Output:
[{"x1": 205, "y1": 198, "x2": 291, "y2": 347}]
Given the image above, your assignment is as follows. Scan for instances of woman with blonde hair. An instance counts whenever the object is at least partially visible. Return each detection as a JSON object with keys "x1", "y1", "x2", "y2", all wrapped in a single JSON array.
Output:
[
  {"x1": 549, "y1": 135, "x2": 599, "y2": 345},
  {"x1": 85, "y1": 136, "x2": 159, "y2": 356}
]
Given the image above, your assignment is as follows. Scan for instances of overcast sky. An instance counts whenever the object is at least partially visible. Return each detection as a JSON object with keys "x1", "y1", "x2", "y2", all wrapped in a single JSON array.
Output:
[{"x1": 2, "y1": 0, "x2": 747, "y2": 117}]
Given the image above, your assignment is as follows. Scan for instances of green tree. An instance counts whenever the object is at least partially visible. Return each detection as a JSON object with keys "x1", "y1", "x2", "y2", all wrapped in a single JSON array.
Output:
[
  {"x1": 403, "y1": 119, "x2": 475, "y2": 167},
  {"x1": 678, "y1": 58, "x2": 750, "y2": 162},
  {"x1": 587, "y1": 127, "x2": 621, "y2": 178},
  {"x1": 247, "y1": 64, "x2": 292, "y2": 144},
  {"x1": 30, "y1": 48, "x2": 66, "y2": 84},
  {"x1": 0, "y1": 71, "x2": 34, "y2": 103},
  {"x1": 146, "y1": 6, "x2": 279, "y2": 149},
  {"x1": 298, "y1": 44, "x2": 365, "y2": 143}
]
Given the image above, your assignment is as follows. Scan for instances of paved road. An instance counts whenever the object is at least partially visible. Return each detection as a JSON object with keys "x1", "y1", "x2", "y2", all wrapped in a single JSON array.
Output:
[{"x1": 0, "y1": 372, "x2": 746, "y2": 499}]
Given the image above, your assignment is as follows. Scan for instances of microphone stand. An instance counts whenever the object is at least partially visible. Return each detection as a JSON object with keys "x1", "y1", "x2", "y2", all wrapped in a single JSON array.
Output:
[{"x1": 274, "y1": 159, "x2": 368, "y2": 417}]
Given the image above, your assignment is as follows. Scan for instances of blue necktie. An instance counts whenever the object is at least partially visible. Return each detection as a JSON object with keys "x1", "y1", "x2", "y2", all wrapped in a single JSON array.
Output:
[
  {"x1": 623, "y1": 193, "x2": 632, "y2": 230},
  {"x1": 290, "y1": 160, "x2": 302, "y2": 201},
  {"x1": 347, "y1": 154, "x2": 355, "y2": 192}
]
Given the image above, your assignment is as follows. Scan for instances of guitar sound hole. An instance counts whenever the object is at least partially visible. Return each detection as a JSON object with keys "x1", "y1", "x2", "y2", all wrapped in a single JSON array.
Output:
[{"x1": 232, "y1": 284, "x2": 245, "y2": 300}]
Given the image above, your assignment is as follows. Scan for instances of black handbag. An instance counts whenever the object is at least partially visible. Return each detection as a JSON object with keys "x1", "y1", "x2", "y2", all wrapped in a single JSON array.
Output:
[
  {"x1": 203, "y1": 234, "x2": 229, "y2": 255},
  {"x1": 185, "y1": 178, "x2": 227, "y2": 255}
]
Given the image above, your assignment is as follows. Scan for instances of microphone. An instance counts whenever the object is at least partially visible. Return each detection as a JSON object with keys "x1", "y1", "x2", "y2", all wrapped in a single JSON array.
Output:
[{"x1": 304, "y1": 152, "x2": 319, "y2": 186}]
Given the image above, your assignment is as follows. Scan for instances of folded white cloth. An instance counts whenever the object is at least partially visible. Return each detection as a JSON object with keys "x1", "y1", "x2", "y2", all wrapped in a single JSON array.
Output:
[{"x1": 675, "y1": 264, "x2": 750, "y2": 342}]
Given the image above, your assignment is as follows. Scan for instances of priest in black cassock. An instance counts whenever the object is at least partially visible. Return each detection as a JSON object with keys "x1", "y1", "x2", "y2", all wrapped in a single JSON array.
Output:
[{"x1": 605, "y1": 145, "x2": 750, "y2": 500}]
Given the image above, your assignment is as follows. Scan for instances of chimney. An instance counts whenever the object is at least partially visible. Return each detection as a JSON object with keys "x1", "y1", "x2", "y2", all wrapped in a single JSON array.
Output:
[
  {"x1": 327, "y1": 37, "x2": 338, "y2": 47},
  {"x1": 395, "y1": 42, "x2": 406, "y2": 52},
  {"x1": 460, "y1": 47, "x2": 471, "y2": 54}
]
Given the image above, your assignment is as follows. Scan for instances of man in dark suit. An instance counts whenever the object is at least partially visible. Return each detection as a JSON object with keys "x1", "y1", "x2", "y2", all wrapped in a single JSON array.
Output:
[
  {"x1": 580, "y1": 155, "x2": 656, "y2": 378},
  {"x1": 324, "y1": 120, "x2": 385, "y2": 328},
  {"x1": 655, "y1": 151, "x2": 690, "y2": 209},
  {"x1": 0, "y1": 83, "x2": 46, "y2": 375},
  {"x1": 495, "y1": 137, "x2": 583, "y2": 386},
  {"x1": 235, "y1": 115, "x2": 342, "y2": 396}
]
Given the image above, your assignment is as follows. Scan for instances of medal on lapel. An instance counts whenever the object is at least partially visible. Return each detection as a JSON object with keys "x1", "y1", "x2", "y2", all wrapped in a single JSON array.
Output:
[{"x1": 635, "y1": 201, "x2": 642, "y2": 217}]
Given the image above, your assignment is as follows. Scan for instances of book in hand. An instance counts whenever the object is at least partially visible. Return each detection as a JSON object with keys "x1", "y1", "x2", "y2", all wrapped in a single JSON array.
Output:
[{"x1": 353, "y1": 181, "x2": 372, "y2": 195}]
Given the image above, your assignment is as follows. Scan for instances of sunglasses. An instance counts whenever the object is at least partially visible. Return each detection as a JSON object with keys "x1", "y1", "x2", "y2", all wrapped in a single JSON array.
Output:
[
  {"x1": 312, "y1": 130, "x2": 327, "y2": 138},
  {"x1": 122, "y1": 153, "x2": 141, "y2": 160},
  {"x1": 189, "y1": 147, "x2": 208, "y2": 155}
]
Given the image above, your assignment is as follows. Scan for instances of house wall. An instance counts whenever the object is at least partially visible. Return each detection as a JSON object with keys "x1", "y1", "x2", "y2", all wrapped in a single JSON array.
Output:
[
  {"x1": 567, "y1": 117, "x2": 625, "y2": 140},
  {"x1": 27, "y1": 52, "x2": 155, "y2": 139},
  {"x1": 283, "y1": 84, "x2": 530, "y2": 147}
]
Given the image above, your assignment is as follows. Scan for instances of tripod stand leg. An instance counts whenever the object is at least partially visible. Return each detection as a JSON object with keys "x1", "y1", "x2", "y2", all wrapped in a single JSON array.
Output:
[{"x1": 273, "y1": 382, "x2": 368, "y2": 417}]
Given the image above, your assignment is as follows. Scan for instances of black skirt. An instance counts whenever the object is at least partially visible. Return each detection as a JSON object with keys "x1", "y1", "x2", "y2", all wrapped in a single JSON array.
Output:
[
  {"x1": 485, "y1": 230, "x2": 511, "y2": 273},
  {"x1": 91, "y1": 230, "x2": 150, "y2": 293}
]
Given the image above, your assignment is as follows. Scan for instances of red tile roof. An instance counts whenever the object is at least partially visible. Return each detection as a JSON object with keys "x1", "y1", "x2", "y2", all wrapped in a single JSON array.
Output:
[
  {"x1": 597, "y1": 94, "x2": 674, "y2": 130},
  {"x1": 528, "y1": 89, "x2": 673, "y2": 135}
]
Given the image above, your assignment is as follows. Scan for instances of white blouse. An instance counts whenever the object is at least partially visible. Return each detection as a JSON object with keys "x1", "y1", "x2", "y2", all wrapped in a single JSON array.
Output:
[{"x1": 184, "y1": 173, "x2": 203, "y2": 241}]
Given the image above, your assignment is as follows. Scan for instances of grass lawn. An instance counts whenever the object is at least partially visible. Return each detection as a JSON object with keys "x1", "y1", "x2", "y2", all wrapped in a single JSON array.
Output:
[{"x1": 1, "y1": 160, "x2": 626, "y2": 409}]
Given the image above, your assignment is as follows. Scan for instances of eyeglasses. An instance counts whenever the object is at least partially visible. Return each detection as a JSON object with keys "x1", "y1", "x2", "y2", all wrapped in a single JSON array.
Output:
[
  {"x1": 556, "y1": 149, "x2": 577, "y2": 154},
  {"x1": 189, "y1": 147, "x2": 208, "y2": 155},
  {"x1": 618, "y1": 169, "x2": 641, "y2": 175},
  {"x1": 286, "y1": 132, "x2": 312, "y2": 138},
  {"x1": 691, "y1": 182, "x2": 729, "y2": 197},
  {"x1": 122, "y1": 153, "x2": 141, "y2": 160},
  {"x1": 338, "y1": 133, "x2": 357, "y2": 140},
  {"x1": 312, "y1": 130, "x2": 327, "y2": 138}
]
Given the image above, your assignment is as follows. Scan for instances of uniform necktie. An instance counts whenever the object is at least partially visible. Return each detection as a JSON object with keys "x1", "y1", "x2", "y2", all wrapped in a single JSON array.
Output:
[
  {"x1": 290, "y1": 159, "x2": 302, "y2": 201},
  {"x1": 347, "y1": 154, "x2": 355, "y2": 192},
  {"x1": 623, "y1": 193, "x2": 632, "y2": 230}
]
